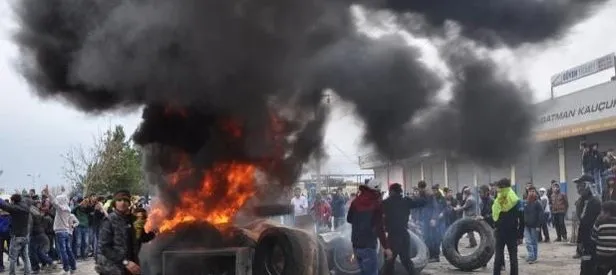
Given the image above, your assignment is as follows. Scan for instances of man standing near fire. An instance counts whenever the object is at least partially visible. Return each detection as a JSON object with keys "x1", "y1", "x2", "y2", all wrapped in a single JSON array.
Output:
[
  {"x1": 382, "y1": 183, "x2": 426, "y2": 275},
  {"x1": 347, "y1": 181, "x2": 392, "y2": 275},
  {"x1": 96, "y1": 190, "x2": 141, "y2": 275}
]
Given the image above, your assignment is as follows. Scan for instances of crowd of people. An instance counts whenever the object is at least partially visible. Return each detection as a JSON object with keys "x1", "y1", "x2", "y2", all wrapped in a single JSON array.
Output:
[
  {"x1": 580, "y1": 141, "x2": 616, "y2": 196},
  {"x1": 288, "y1": 172, "x2": 616, "y2": 275},
  {"x1": 0, "y1": 187, "x2": 154, "y2": 275}
]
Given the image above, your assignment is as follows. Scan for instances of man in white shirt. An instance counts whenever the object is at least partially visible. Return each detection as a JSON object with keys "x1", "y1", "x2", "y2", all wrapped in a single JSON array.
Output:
[
  {"x1": 290, "y1": 188, "x2": 309, "y2": 228},
  {"x1": 291, "y1": 188, "x2": 308, "y2": 216}
]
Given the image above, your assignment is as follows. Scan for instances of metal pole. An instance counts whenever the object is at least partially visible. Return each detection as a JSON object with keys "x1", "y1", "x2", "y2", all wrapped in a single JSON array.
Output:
[{"x1": 444, "y1": 156, "x2": 449, "y2": 188}]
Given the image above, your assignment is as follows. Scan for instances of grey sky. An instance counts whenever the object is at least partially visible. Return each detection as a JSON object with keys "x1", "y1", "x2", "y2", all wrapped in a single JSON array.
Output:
[{"x1": 1, "y1": 2, "x2": 615, "y2": 191}]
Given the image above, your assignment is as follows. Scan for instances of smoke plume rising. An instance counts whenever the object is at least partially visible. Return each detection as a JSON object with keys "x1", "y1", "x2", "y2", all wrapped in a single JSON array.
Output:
[
  {"x1": 382, "y1": 0, "x2": 610, "y2": 47},
  {"x1": 12, "y1": 0, "x2": 609, "y2": 209}
]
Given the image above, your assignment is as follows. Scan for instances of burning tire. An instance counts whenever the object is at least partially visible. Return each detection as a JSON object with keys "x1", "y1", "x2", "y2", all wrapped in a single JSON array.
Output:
[
  {"x1": 253, "y1": 226, "x2": 328, "y2": 275},
  {"x1": 441, "y1": 218, "x2": 495, "y2": 271}
]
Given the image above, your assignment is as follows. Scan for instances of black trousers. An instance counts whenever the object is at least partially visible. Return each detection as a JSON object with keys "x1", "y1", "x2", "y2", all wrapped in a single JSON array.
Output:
[
  {"x1": 595, "y1": 259, "x2": 616, "y2": 275},
  {"x1": 553, "y1": 213, "x2": 567, "y2": 240},
  {"x1": 382, "y1": 232, "x2": 416, "y2": 275},
  {"x1": 493, "y1": 234, "x2": 518, "y2": 275},
  {"x1": 580, "y1": 257, "x2": 596, "y2": 275},
  {"x1": 538, "y1": 213, "x2": 550, "y2": 241}
]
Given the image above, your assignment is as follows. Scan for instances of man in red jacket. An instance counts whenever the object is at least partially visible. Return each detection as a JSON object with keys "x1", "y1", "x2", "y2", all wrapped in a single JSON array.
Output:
[{"x1": 347, "y1": 181, "x2": 392, "y2": 275}]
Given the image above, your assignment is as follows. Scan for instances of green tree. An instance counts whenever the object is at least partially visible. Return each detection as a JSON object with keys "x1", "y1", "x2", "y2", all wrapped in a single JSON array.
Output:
[{"x1": 63, "y1": 125, "x2": 144, "y2": 196}]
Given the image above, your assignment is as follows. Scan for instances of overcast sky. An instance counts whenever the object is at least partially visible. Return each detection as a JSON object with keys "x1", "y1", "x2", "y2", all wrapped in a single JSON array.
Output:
[{"x1": 1, "y1": 2, "x2": 615, "y2": 191}]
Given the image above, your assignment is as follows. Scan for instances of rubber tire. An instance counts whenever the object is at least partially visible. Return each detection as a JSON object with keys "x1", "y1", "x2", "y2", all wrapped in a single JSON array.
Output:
[
  {"x1": 405, "y1": 229, "x2": 429, "y2": 274},
  {"x1": 441, "y1": 218, "x2": 495, "y2": 271},
  {"x1": 253, "y1": 227, "x2": 328, "y2": 275},
  {"x1": 253, "y1": 227, "x2": 306, "y2": 275},
  {"x1": 329, "y1": 237, "x2": 384, "y2": 275}
]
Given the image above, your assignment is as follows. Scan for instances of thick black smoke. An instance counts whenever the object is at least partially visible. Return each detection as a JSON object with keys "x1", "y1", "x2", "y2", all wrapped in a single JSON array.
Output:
[
  {"x1": 12, "y1": 0, "x2": 608, "y2": 206},
  {"x1": 382, "y1": 0, "x2": 610, "y2": 47}
]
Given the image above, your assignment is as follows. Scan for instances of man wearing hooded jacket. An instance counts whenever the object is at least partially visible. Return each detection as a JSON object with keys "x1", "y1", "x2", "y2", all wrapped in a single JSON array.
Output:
[
  {"x1": 574, "y1": 175, "x2": 602, "y2": 275},
  {"x1": 347, "y1": 182, "x2": 392, "y2": 275},
  {"x1": 382, "y1": 183, "x2": 426, "y2": 275},
  {"x1": 492, "y1": 178, "x2": 524, "y2": 275}
]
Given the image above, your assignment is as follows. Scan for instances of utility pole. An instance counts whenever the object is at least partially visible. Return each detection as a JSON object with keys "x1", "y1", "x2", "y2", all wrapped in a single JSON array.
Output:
[
  {"x1": 26, "y1": 173, "x2": 40, "y2": 191},
  {"x1": 316, "y1": 92, "x2": 332, "y2": 192}
]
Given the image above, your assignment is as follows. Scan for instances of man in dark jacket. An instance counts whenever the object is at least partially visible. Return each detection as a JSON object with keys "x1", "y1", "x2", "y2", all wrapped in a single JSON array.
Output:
[
  {"x1": 0, "y1": 194, "x2": 32, "y2": 275},
  {"x1": 96, "y1": 190, "x2": 144, "y2": 275},
  {"x1": 443, "y1": 188, "x2": 458, "y2": 227},
  {"x1": 29, "y1": 202, "x2": 57, "y2": 273},
  {"x1": 382, "y1": 183, "x2": 426, "y2": 275},
  {"x1": 479, "y1": 185, "x2": 494, "y2": 227},
  {"x1": 492, "y1": 178, "x2": 524, "y2": 275},
  {"x1": 331, "y1": 188, "x2": 347, "y2": 230},
  {"x1": 347, "y1": 182, "x2": 392, "y2": 275},
  {"x1": 573, "y1": 175, "x2": 602, "y2": 275}
]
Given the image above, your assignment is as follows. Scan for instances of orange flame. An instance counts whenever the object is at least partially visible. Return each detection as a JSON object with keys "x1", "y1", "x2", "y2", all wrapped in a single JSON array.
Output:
[{"x1": 145, "y1": 162, "x2": 256, "y2": 233}]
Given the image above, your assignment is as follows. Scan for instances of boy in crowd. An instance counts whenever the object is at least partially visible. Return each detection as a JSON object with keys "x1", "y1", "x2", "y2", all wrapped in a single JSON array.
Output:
[
  {"x1": 551, "y1": 183, "x2": 569, "y2": 242},
  {"x1": 523, "y1": 187, "x2": 544, "y2": 263}
]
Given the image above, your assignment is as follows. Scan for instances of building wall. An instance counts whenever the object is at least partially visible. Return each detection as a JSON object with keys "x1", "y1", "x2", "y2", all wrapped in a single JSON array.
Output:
[
  {"x1": 410, "y1": 164, "x2": 423, "y2": 189},
  {"x1": 530, "y1": 141, "x2": 560, "y2": 189}
]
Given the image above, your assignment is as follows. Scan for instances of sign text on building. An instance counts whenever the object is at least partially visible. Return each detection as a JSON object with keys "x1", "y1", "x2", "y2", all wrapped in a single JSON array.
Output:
[
  {"x1": 551, "y1": 53, "x2": 615, "y2": 87},
  {"x1": 538, "y1": 98, "x2": 616, "y2": 125}
]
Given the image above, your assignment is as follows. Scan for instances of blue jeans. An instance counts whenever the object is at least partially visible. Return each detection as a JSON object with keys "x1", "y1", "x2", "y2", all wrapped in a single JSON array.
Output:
[
  {"x1": 74, "y1": 226, "x2": 89, "y2": 258},
  {"x1": 593, "y1": 169, "x2": 603, "y2": 196},
  {"x1": 9, "y1": 236, "x2": 31, "y2": 275},
  {"x1": 353, "y1": 248, "x2": 378, "y2": 275},
  {"x1": 524, "y1": 227, "x2": 538, "y2": 261},
  {"x1": 55, "y1": 232, "x2": 76, "y2": 272},
  {"x1": 90, "y1": 226, "x2": 99, "y2": 258},
  {"x1": 423, "y1": 222, "x2": 445, "y2": 258}
]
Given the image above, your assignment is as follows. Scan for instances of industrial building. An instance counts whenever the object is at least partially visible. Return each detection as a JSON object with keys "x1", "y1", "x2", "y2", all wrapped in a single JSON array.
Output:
[{"x1": 359, "y1": 53, "x2": 616, "y2": 218}]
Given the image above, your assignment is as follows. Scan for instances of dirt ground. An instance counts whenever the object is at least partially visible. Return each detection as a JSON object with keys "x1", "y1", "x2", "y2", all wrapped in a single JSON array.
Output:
[{"x1": 422, "y1": 223, "x2": 581, "y2": 275}]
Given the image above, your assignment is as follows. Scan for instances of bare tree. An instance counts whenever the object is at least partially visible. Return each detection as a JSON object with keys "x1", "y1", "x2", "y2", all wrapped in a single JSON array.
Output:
[{"x1": 61, "y1": 133, "x2": 105, "y2": 195}]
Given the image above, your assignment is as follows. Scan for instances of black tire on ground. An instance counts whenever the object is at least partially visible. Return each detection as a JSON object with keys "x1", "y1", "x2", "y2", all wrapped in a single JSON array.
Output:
[
  {"x1": 405, "y1": 229, "x2": 429, "y2": 274},
  {"x1": 317, "y1": 231, "x2": 343, "y2": 271},
  {"x1": 329, "y1": 237, "x2": 384, "y2": 275},
  {"x1": 253, "y1": 226, "x2": 328, "y2": 275},
  {"x1": 441, "y1": 218, "x2": 495, "y2": 271}
]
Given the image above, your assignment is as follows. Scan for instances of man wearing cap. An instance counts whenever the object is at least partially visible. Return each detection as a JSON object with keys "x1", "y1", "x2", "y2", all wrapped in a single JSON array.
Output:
[
  {"x1": 347, "y1": 181, "x2": 392, "y2": 275},
  {"x1": 573, "y1": 175, "x2": 602, "y2": 275},
  {"x1": 382, "y1": 183, "x2": 427, "y2": 275},
  {"x1": 96, "y1": 190, "x2": 141, "y2": 275}
]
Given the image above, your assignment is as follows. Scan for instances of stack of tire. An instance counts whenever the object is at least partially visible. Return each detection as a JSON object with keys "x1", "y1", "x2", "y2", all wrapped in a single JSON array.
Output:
[
  {"x1": 441, "y1": 218, "x2": 495, "y2": 271},
  {"x1": 319, "y1": 230, "x2": 428, "y2": 275}
]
